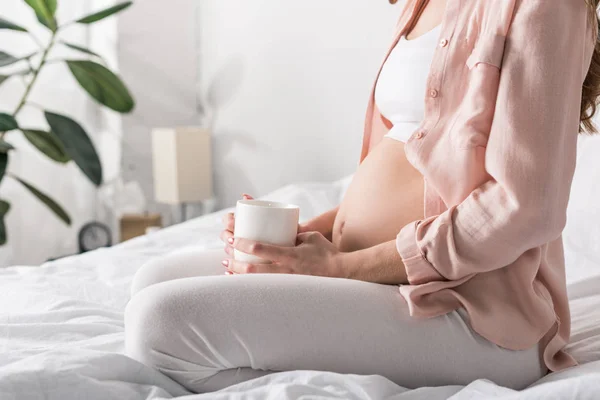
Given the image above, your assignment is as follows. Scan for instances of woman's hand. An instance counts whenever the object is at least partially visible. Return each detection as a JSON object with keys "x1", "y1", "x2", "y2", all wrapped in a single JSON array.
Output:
[
  {"x1": 297, "y1": 206, "x2": 339, "y2": 241},
  {"x1": 222, "y1": 231, "x2": 343, "y2": 278}
]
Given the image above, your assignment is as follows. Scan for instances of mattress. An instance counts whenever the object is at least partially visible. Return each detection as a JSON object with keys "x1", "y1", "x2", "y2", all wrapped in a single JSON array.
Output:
[{"x1": 1, "y1": 176, "x2": 600, "y2": 400}]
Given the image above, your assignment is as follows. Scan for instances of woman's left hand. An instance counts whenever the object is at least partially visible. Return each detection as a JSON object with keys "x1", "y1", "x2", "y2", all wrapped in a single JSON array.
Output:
[{"x1": 223, "y1": 232, "x2": 343, "y2": 278}]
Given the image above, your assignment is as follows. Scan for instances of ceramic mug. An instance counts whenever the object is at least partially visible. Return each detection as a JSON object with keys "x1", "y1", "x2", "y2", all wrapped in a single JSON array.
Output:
[{"x1": 233, "y1": 200, "x2": 300, "y2": 263}]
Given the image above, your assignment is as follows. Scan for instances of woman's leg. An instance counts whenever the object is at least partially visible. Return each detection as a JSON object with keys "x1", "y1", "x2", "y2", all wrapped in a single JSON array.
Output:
[
  {"x1": 131, "y1": 248, "x2": 226, "y2": 296},
  {"x1": 124, "y1": 271, "x2": 545, "y2": 394}
]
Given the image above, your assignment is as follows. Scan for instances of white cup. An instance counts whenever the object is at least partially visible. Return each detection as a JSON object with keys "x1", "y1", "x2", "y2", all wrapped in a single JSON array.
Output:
[{"x1": 233, "y1": 200, "x2": 300, "y2": 263}]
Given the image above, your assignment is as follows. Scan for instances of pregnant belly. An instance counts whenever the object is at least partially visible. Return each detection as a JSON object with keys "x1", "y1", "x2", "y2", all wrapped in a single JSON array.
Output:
[{"x1": 332, "y1": 138, "x2": 425, "y2": 252}]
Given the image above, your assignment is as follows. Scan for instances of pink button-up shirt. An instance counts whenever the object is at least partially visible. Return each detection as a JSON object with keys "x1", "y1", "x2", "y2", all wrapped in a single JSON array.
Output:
[{"x1": 361, "y1": 0, "x2": 596, "y2": 372}]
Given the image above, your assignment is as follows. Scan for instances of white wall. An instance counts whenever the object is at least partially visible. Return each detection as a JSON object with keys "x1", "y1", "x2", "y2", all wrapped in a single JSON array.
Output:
[
  {"x1": 119, "y1": 0, "x2": 400, "y2": 215},
  {"x1": 118, "y1": 0, "x2": 201, "y2": 224},
  {"x1": 0, "y1": 0, "x2": 120, "y2": 265},
  {"x1": 198, "y1": 1, "x2": 400, "y2": 208}
]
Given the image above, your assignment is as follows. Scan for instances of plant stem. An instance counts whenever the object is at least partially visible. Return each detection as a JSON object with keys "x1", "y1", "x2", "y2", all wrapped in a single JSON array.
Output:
[
  {"x1": 14, "y1": 33, "x2": 57, "y2": 116},
  {"x1": 0, "y1": 31, "x2": 58, "y2": 139},
  {"x1": 26, "y1": 58, "x2": 35, "y2": 74}
]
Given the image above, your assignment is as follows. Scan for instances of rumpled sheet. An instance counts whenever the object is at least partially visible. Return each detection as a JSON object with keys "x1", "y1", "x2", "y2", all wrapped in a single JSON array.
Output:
[{"x1": 1, "y1": 176, "x2": 600, "y2": 400}]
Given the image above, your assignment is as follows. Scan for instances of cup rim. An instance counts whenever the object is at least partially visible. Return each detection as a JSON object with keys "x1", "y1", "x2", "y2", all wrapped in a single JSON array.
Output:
[{"x1": 237, "y1": 199, "x2": 299, "y2": 210}]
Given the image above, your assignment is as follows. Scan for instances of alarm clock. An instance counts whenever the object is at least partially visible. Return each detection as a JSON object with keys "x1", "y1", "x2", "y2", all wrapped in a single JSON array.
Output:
[{"x1": 78, "y1": 222, "x2": 112, "y2": 253}]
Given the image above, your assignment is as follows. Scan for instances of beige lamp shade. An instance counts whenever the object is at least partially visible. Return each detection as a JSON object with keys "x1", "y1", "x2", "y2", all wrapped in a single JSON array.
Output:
[{"x1": 151, "y1": 127, "x2": 213, "y2": 204}]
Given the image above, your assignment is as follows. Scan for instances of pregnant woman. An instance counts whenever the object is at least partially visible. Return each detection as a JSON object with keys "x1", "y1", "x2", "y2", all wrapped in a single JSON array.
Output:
[{"x1": 125, "y1": 0, "x2": 600, "y2": 393}]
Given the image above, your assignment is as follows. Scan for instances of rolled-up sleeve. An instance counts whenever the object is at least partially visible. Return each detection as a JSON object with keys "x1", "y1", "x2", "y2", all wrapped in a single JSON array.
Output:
[{"x1": 397, "y1": 1, "x2": 595, "y2": 285}]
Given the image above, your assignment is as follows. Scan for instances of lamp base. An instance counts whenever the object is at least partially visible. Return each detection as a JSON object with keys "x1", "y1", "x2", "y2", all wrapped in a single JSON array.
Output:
[{"x1": 170, "y1": 201, "x2": 204, "y2": 225}]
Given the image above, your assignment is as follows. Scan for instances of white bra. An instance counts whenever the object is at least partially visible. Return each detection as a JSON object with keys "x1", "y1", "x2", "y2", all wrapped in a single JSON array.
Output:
[{"x1": 374, "y1": 25, "x2": 441, "y2": 143}]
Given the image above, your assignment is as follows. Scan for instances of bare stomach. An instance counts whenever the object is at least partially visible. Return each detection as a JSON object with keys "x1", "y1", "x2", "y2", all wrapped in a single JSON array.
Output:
[{"x1": 332, "y1": 138, "x2": 425, "y2": 252}]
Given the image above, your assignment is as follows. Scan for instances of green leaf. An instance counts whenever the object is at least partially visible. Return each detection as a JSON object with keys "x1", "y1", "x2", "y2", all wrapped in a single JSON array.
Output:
[
  {"x1": 0, "y1": 51, "x2": 20, "y2": 67},
  {"x1": 0, "y1": 199, "x2": 10, "y2": 245},
  {"x1": 66, "y1": 60, "x2": 134, "y2": 113},
  {"x1": 0, "y1": 153, "x2": 7, "y2": 185},
  {"x1": 14, "y1": 176, "x2": 71, "y2": 225},
  {"x1": 44, "y1": 112, "x2": 102, "y2": 185},
  {"x1": 75, "y1": 2, "x2": 132, "y2": 24},
  {"x1": 0, "y1": 113, "x2": 18, "y2": 131},
  {"x1": 22, "y1": 129, "x2": 70, "y2": 163},
  {"x1": 0, "y1": 199, "x2": 10, "y2": 215},
  {"x1": 0, "y1": 219, "x2": 6, "y2": 244},
  {"x1": 0, "y1": 17, "x2": 28, "y2": 32},
  {"x1": 0, "y1": 140, "x2": 15, "y2": 153},
  {"x1": 61, "y1": 41, "x2": 101, "y2": 58},
  {"x1": 0, "y1": 199, "x2": 9, "y2": 216},
  {"x1": 24, "y1": 0, "x2": 57, "y2": 32},
  {"x1": 0, "y1": 51, "x2": 36, "y2": 68}
]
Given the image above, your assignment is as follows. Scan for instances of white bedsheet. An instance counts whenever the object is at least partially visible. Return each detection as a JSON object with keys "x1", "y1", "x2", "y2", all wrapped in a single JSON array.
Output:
[{"x1": 1, "y1": 176, "x2": 600, "y2": 400}]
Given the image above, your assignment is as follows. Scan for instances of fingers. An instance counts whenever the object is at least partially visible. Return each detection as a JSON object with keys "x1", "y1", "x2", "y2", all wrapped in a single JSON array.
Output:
[
  {"x1": 223, "y1": 258, "x2": 282, "y2": 274},
  {"x1": 220, "y1": 228, "x2": 233, "y2": 242},
  {"x1": 220, "y1": 230, "x2": 235, "y2": 258},
  {"x1": 296, "y1": 231, "x2": 323, "y2": 244},
  {"x1": 222, "y1": 212, "x2": 235, "y2": 231},
  {"x1": 232, "y1": 238, "x2": 292, "y2": 261},
  {"x1": 220, "y1": 213, "x2": 235, "y2": 252},
  {"x1": 242, "y1": 193, "x2": 254, "y2": 200},
  {"x1": 297, "y1": 223, "x2": 312, "y2": 234},
  {"x1": 220, "y1": 230, "x2": 236, "y2": 256},
  {"x1": 221, "y1": 259, "x2": 236, "y2": 275}
]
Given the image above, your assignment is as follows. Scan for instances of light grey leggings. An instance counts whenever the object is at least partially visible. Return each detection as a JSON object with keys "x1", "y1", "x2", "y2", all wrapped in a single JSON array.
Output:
[{"x1": 124, "y1": 247, "x2": 546, "y2": 394}]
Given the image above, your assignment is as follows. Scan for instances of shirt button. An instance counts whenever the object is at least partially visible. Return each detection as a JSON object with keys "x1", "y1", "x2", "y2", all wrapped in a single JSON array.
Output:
[
  {"x1": 439, "y1": 38, "x2": 449, "y2": 47},
  {"x1": 415, "y1": 130, "x2": 425, "y2": 139},
  {"x1": 429, "y1": 89, "x2": 439, "y2": 98}
]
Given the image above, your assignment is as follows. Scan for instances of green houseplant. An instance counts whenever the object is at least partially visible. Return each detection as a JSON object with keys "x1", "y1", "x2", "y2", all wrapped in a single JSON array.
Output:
[{"x1": 0, "y1": 0, "x2": 135, "y2": 244}]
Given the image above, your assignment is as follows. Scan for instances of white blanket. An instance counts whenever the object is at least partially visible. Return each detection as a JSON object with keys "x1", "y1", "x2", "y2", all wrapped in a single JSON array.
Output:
[{"x1": 1, "y1": 177, "x2": 600, "y2": 400}]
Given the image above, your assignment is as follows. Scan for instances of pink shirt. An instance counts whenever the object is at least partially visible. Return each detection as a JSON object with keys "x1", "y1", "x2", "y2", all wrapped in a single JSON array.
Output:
[{"x1": 361, "y1": 0, "x2": 596, "y2": 372}]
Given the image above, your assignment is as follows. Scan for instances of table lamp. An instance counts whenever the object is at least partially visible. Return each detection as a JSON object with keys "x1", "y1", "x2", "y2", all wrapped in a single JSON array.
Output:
[{"x1": 151, "y1": 127, "x2": 213, "y2": 222}]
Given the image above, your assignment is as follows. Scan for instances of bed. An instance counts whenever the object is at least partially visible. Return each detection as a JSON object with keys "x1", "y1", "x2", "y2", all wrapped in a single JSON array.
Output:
[{"x1": 2, "y1": 150, "x2": 600, "y2": 399}]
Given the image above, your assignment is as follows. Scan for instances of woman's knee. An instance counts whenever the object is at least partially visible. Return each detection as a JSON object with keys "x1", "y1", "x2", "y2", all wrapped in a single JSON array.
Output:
[
  {"x1": 124, "y1": 279, "x2": 228, "y2": 393},
  {"x1": 130, "y1": 250, "x2": 196, "y2": 296},
  {"x1": 124, "y1": 282, "x2": 184, "y2": 368},
  {"x1": 130, "y1": 257, "x2": 171, "y2": 297},
  {"x1": 130, "y1": 248, "x2": 224, "y2": 297}
]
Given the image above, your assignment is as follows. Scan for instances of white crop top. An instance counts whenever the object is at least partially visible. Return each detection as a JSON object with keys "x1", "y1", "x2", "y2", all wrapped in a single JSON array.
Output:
[{"x1": 374, "y1": 26, "x2": 441, "y2": 143}]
